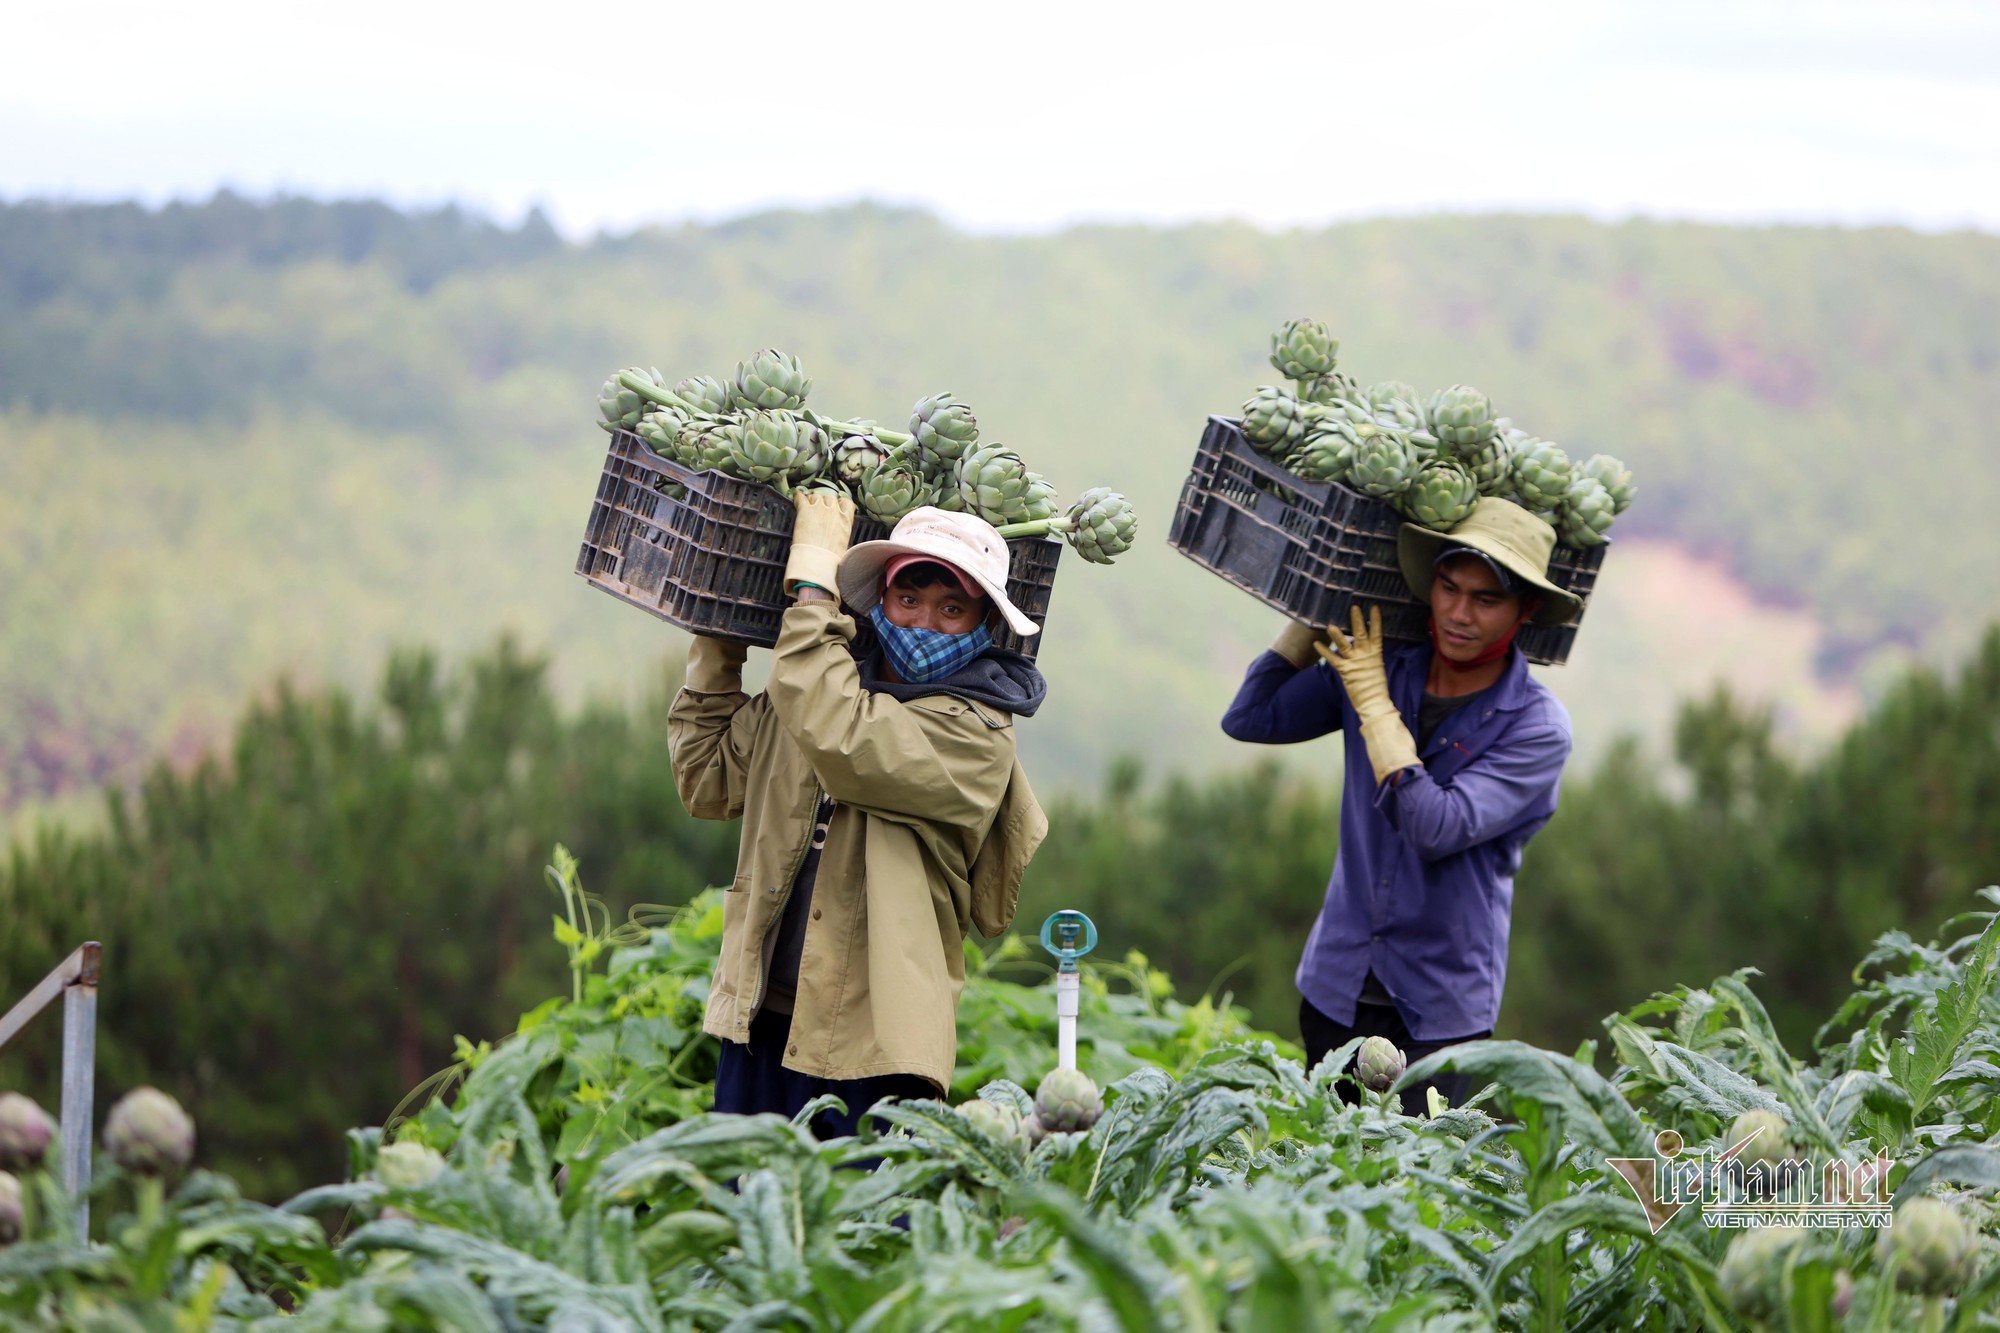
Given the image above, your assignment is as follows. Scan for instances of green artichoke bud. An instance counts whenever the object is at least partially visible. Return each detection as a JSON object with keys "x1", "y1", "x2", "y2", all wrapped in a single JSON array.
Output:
[
  {"x1": 1025, "y1": 1113, "x2": 1050, "y2": 1147},
  {"x1": 1579, "y1": 453, "x2": 1637, "y2": 514},
  {"x1": 1356, "y1": 1036, "x2": 1407, "y2": 1094},
  {"x1": 1726, "y1": 1108, "x2": 1791, "y2": 1166},
  {"x1": 672, "y1": 375, "x2": 732, "y2": 415},
  {"x1": 1427, "y1": 384, "x2": 1496, "y2": 451},
  {"x1": 831, "y1": 434, "x2": 893, "y2": 488},
  {"x1": 959, "y1": 1099, "x2": 1031, "y2": 1158},
  {"x1": 1349, "y1": 429, "x2": 1421, "y2": 502},
  {"x1": 728, "y1": 410, "x2": 828, "y2": 493},
  {"x1": 856, "y1": 456, "x2": 933, "y2": 523},
  {"x1": 0, "y1": 1171, "x2": 19, "y2": 1246},
  {"x1": 1034, "y1": 1068, "x2": 1104, "y2": 1132},
  {"x1": 1058, "y1": 488, "x2": 1138, "y2": 565},
  {"x1": 730, "y1": 349, "x2": 812, "y2": 411},
  {"x1": 1015, "y1": 472, "x2": 1060, "y2": 524},
  {"x1": 1290, "y1": 423, "x2": 1357, "y2": 483},
  {"x1": 1464, "y1": 436, "x2": 1517, "y2": 497},
  {"x1": 1719, "y1": 1226, "x2": 1808, "y2": 1322},
  {"x1": 0, "y1": 1094, "x2": 54, "y2": 1172},
  {"x1": 1366, "y1": 380, "x2": 1424, "y2": 412},
  {"x1": 1404, "y1": 459, "x2": 1481, "y2": 531},
  {"x1": 1558, "y1": 476, "x2": 1616, "y2": 548},
  {"x1": 1510, "y1": 437, "x2": 1573, "y2": 511},
  {"x1": 636, "y1": 405, "x2": 693, "y2": 461},
  {"x1": 952, "y1": 441, "x2": 1036, "y2": 525},
  {"x1": 1240, "y1": 385, "x2": 1321, "y2": 454},
  {"x1": 598, "y1": 366, "x2": 665, "y2": 432},
  {"x1": 910, "y1": 393, "x2": 981, "y2": 465},
  {"x1": 1269, "y1": 317, "x2": 1340, "y2": 381},
  {"x1": 1878, "y1": 1198, "x2": 1978, "y2": 1295},
  {"x1": 1365, "y1": 387, "x2": 1431, "y2": 437},
  {"x1": 374, "y1": 1140, "x2": 447, "y2": 1190},
  {"x1": 102, "y1": 1087, "x2": 195, "y2": 1177},
  {"x1": 1298, "y1": 371, "x2": 1363, "y2": 407},
  {"x1": 677, "y1": 419, "x2": 743, "y2": 474}
]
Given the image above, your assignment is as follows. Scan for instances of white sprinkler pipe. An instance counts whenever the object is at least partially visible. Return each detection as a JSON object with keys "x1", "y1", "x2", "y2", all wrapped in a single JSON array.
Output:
[
  {"x1": 1057, "y1": 970, "x2": 1080, "y2": 1071},
  {"x1": 1040, "y1": 910, "x2": 1097, "y2": 1075}
]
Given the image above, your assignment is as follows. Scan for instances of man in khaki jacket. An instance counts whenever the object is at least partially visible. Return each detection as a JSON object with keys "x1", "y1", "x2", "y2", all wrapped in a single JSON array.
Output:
[{"x1": 669, "y1": 490, "x2": 1048, "y2": 1136}]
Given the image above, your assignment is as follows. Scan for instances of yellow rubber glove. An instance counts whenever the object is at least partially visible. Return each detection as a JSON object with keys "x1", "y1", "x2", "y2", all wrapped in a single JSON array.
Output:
[
  {"x1": 784, "y1": 487, "x2": 857, "y2": 598},
  {"x1": 1271, "y1": 619, "x2": 1328, "y2": 669},
  {"x1": 1314, "y1": 605, "x2": 1421, "y2": 785}
]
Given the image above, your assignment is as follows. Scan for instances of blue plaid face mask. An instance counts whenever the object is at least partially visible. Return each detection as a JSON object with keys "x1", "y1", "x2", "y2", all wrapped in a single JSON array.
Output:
[{"x1": 870, "y1": 603, "x2": 992, "y2": 684}]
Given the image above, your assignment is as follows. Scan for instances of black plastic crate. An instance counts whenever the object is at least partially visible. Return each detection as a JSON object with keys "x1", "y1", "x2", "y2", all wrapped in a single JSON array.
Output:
[
  {"x1": 1169, "y1": 417, "x2": 1605, "y2": 667},
  {"x1": 577, "y1": 429, "x2": 1058, "y2": 658}
]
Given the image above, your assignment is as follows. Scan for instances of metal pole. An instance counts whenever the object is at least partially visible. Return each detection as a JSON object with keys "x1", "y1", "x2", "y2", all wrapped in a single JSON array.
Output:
[
  {"x1": 1056, "y1": 971, "x2": 1080, "y2": 1071},
  {"x1": 61, "y1": 943, "x2": 100, "y2": 1239}
]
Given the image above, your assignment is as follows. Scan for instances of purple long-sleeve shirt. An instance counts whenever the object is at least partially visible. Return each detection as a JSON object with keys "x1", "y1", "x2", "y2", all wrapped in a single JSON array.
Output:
[{"x1": 1221, "y1": 642, "x2": 1571, "y2": 1040}]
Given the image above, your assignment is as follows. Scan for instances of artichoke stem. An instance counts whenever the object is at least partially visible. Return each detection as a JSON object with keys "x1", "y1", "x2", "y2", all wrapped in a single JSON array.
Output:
[
  {"x1": 1919, "y1": 1297, "x2": 1945, "y2": 1333},
  {"x1": 874, "y1": 427, "x2": 913, "y2": 448},
  {"x1": 992, "y1": 518, "x2": 1059, "y2": 540},
  {"x1": 616, "y1": 371, "x2": 693, "y2": 413}
]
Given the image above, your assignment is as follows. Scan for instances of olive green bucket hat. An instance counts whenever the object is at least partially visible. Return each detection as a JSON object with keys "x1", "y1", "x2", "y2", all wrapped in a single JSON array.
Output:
[{"x1": 1397, "y1": 498, "x2": 1583, "y2": 627}]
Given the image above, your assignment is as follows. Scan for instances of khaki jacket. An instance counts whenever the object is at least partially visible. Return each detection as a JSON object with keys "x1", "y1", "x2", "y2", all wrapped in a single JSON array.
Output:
[{"x1": 667, "y1": 601, "x2": 1046, "y2": 1091}]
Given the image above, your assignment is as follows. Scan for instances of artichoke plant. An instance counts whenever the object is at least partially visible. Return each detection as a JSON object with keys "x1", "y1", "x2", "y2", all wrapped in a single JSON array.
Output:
[
  {"x1": 0, "y1": 1171, "x2": 18, "y2": 1246},
  {"x1": 1579, "y1": 453, "x2": 1637, "y2": 514},
  {"x1": 677, "y1": 419, "x2": 743, "y2": 474},
  {"x1": 1878, "y1": 1198, "x2": 1978, "y2": 1295},
  {"x1": 1298, "y1": 371, "x2": 1363, "y2": 407},
  {"x1": 831, "y1": 433, "x2": 893, "y2": 488},
  {"x1": 374, "y1": 1140, "x2": 447, "y2": 1190},
  {"x1": 1015, "y1": 471, "x2": 1061, "y2": 525},
  {"x1": 673, "y1": 374, "x2": 733, "y2": 416},
  {"x1": 910, "y1": 393, "x2": 980, "y2": 466},
  {"x1": 1718, "y1": 1226, "x2": 1808, "y2": 1323},
  {"x1": 1034, "y1": 1068, "x2": 1104, "y2": 1133},
  {"x1": 1269, "y1": 317, "x2": 1340, "y2": 381},
  {"x1": 1059, "y1": 488, "x2": 1139, "y2": 564},
  {"x1": 728, "y1": 410, "x2": 828, "y2": 493},
  {"x1": 1464, "y1": 435, "x2": 1517, "y2": 497},
  {"x1": 1559, "y1": 476, "x2": 1616, "y2": 548},
  {"x1": 1349, "y1": 429, "x2": 1421, "y2": 502},
  {"x1": 102, "y1": 1087, "x2": 195, "y2": 1177},
  {"x1": 636, "y1": 405, "x2": 692, "y2": 459},
  {"x1": 959, "y1": 1099, "x2": 1031, "y2": 1158},
  {"x1": 999, "y1": 487, "x2": 1138, "y2": 564},
  {"x1": 1356, "y1": 1036, "x2": 1406, "y2": 1094},
  {"x1": 952, "y1": 442, "x2": 1037, "y2": 525},
  {"x1": 731, "y1": 348, "x2": 812, "y2": 411},
  {"x1": 1427, "y1": 384, "x2": 1497, "y2": 457},
  {"x1": 1290, "y1": 424, "x2": 1356, "y2": 484},
  {"x1": 1240, "y1": 385, "x2": 1316, "y2": 454},
  {"x1": 598, "y1": 366, "x2": 666, "y2": 432},
  {"x1": 1510, "y1": 437, "x2": 1573, "y2": 512},
  {"x1": 1404, "y1": 459, "x2": 1481, "y2": 531},
  {"x1": 855, "y1": 455, "x2": 933, "y2": 523},
  {"x1": 0, "y1": 1093, "x2": 54, "y2": 1172}
]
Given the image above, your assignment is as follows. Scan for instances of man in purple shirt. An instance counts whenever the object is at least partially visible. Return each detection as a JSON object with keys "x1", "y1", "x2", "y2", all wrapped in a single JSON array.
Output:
[{"x1": 1221, "y1": 499, "x2": 1580, "y2": 1112}]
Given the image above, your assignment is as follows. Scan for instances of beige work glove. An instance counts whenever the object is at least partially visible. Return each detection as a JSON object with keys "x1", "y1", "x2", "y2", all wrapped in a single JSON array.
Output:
[
  {"x1": 1315, "y1": 605, "x2": 1421, "y2": 785},
  {"x1": 784, "y1": 487, "x2": 856, "y2": 598},
  {"x1": 1271, "y1": 619, "x2": 1328, "y2": 669}
]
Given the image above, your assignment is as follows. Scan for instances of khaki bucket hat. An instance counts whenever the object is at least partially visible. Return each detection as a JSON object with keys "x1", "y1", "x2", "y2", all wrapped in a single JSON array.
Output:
[
  {"x1": 1397, "y1": 498, "x2": 1583, "y2": 627},
  {"x1": 838, "y1": 506, "x2": 1041, "y2": 636}
]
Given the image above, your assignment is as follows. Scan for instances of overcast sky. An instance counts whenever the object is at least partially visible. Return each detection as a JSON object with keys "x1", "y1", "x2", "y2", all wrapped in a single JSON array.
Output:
[{"x1": 5, "y1": 0, "x2": 1996, "y2": 237}]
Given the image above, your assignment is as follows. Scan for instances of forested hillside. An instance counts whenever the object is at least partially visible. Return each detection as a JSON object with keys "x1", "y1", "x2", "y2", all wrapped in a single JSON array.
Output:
[{"x1": 4, "y1": 195, "x2": 1998, "y2": 810}]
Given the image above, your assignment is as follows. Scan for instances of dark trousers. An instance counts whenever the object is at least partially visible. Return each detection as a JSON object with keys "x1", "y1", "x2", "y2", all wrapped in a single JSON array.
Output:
[
  {"x1": 714, "y1": 1007, "x2": 935, "y2": 1140},
  {"x1": 1299, "y1": 996, "x2": 1490, "y2": 1117}
]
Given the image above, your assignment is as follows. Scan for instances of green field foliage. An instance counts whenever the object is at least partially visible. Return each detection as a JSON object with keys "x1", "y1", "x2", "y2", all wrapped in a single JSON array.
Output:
[
  {"x1": 6, "y1": 624, "x2": 2000, "y2": 1198},
  {"x1": 4, "y1": 869, "x2": 1997, "y2": 1329}
]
